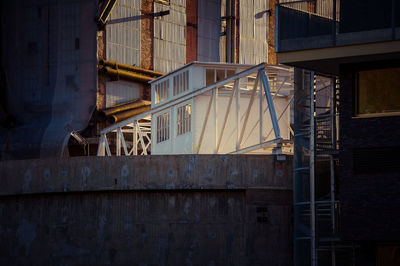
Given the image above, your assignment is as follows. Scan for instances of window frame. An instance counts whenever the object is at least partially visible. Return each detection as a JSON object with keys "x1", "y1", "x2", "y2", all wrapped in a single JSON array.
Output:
[
  {"x1": 156, "y1": 111, "x2": 170, "y2": 143},
  {"x1": 353, "y1": 63, "x2": 400, "y2": 118},
  {"x1": 176, "y1": 103, "x2": 191, "y2": 136}
]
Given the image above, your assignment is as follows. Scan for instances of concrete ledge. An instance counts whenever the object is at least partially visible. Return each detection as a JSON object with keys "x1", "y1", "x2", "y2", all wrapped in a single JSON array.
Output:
[{"x1": 0, "y1": 155, "x2": 292, "y2": 196}]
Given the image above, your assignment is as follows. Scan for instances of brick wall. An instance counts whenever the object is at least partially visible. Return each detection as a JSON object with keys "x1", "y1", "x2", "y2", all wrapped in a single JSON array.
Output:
[
  {"x1": 339, "y1": 61, "x2": 400, "y2": 241},
  {"x1": 186, "y1": 0, "x2": 198, "y2": 63}
]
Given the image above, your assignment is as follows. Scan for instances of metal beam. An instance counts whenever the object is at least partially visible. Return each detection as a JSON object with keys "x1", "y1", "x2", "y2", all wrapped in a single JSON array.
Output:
[
  {"x1": 196, "y1": 91, "x2": 214, "y2": 153},
  {"x1": 235, "y1": 79, "x2": 240, "y2": 150},
  {"x1": 229, "y1": 138, "x2": 282, "y2": 154},
  {"x1": 239, "y1": 72, "x2": 259, "y2": 146},
  {"x1": 260, "y1": 71, "x2": 281, "y2": 139},
  {"x1": 217, "y1": 81, "x2": 236, "y2": 153}
]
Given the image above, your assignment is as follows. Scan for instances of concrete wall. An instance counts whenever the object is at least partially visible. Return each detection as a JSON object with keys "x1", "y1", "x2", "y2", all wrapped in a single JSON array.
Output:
[
  {"x1": 0, "y1": 155, "x2": 293, "y2": 265},
  {"x1": 0, "y1": 0, "x2": 98, "y2": 159}
]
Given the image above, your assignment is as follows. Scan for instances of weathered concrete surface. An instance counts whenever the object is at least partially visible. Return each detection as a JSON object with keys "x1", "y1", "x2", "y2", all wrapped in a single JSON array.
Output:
[
  {"x1": 0, "y1": 155, "x2": 292, "y2": 196},
  {"x1": 0, "y1": 155, "x2": 293, "y2": 265}
]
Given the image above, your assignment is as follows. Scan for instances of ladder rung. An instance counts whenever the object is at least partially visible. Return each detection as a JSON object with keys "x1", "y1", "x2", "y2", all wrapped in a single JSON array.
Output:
[
  {"x1": 294, "y1": 167, "x2": 310, "y2": 171},
  {"x1": 295, "y1": 237, "x2": 311, "y2": 240},
  {"x1": 294, "y1": 132, "x2": 310, "y2": 137}
]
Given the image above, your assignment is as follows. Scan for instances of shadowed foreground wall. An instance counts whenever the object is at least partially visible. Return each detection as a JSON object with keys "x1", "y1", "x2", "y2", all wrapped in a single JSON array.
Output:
[{"x1": 0, "y1": 155, "x2": 292, "y2": 265}]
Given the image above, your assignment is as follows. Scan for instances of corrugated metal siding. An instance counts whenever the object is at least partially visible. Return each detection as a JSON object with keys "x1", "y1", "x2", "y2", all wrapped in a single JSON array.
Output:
[
  {"x1": 153, "y1": 0, "x2": 186, "y2": 73},
  {"x1": 198, "y1": 0, "x2": 221, "y2": 62},
  {"x1": 105, "y1": 80, "x2": 141, "y2": 108},
  {"x1": 106, "y1": 0, "x2": 141, "y2": 66},
  {"x1": 239, "y1": 0, "x2": 268, "y2": 64}
]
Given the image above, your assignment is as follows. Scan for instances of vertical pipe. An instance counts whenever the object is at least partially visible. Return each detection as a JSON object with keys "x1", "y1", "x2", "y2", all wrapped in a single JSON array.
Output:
[
  {"x1": 310, "y1": 72, "x2": 316, "y2": 266},
  {"x1": 226, "y1": 0, "x2": 233, "y2": 63},
  {"x1": 274, "y1": 3, "x2": 279, "y2": 53}
]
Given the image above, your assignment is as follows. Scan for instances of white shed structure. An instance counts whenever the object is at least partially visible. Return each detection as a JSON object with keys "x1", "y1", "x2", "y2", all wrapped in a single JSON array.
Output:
[{"x1": 97, "y1": 62, "x2": 295, "y2": 156}]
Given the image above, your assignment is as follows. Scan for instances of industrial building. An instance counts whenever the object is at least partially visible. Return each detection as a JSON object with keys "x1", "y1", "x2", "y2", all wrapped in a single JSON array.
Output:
[
  {"x1": 0, "y1": 1, "x2": 294, "y2": 265},
  {"x1": 0, "y1": 0, "x2": 277, "y2": 159},
  {"x1": 97, "y1": 62, "x2": 299, "y2": 156},
  {"x1": 275, "y1": 0, "x2": 400, "y2": 265},
  {"x1": 1, "y1": 0, "x2": 399, "y2": 265}
]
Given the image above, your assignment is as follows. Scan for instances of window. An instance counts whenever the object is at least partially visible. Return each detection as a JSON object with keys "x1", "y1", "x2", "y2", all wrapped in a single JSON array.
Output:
[
  {"x1": 357, "y1": 67, "x2": 400, "y2": 116},
  {"x1": 156, "y1": 112, "x2": 170, "y2": 143},
  {"x1": 173, "y1": 70, "x2": 189, "y2": 96},
  {"x1": 155, "y1": 79, "x2": 169, "y2": 104},
  {"x1": 177, "y1": 104, "x2": 191, "y2": 135},
  {"x1": 205, "y1": 68, "x2": 236, "y2": 86}
]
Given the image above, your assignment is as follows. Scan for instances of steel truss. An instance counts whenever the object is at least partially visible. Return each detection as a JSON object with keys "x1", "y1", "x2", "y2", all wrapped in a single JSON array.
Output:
[{"x1": 97, "y1": 63, "x2": 295, "y2": 156}]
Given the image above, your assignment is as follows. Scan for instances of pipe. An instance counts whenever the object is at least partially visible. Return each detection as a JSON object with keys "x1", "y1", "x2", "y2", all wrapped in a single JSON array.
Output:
[
  {"x1": 102, "y1": 66, "x2": 154, "y2": 83},
  {"x1": 99, "y1": 59, "x2": 164, "y2": 77},
  {"x1": 98, "y1": 99, "x2": 151, "y2": 121},
  {"x1": 109, "y1": 105, "x2": 151, "y2": 123}
]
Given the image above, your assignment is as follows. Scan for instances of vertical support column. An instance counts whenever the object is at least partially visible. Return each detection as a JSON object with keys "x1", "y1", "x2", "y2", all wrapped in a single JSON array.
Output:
[
  {"x1": 332, "y1": 0, "x2": 337, "y2": 46},
  {"x1": 259, "y1": 75, "x2": 264, "y2": 144},
  {"x1": 235, "y1": 79, "x2": 240, "y2": 151},
  {"x1": 213, "y1": 87, "x2": 218, "y2": 153},
  {"x1": 133, "y1": 121, "x2": 138, "y2": 155},
  {"x1": 226, "y1": 0, "x2": 238, "y2": 63},
  {"x1": 310, "y1": 72, "x2": 316, "y2": 266},
  {"x1": 330, "y1": 77, "x2": 337, "y2": 266},
  {"x1": 392, "y1": 0, "x2": 396, "y2": 40},
  {"x1": 116, "y1": 128, "x2": 121, "y2": 156}
]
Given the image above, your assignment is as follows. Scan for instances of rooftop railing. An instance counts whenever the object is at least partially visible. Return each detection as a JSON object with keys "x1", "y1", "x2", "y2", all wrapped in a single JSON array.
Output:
[{"x1": 276, "y1": 0, "x2": 400, "y2": 52}]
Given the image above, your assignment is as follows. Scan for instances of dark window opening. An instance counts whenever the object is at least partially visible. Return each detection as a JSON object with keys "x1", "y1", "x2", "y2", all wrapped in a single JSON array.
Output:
[{"x1": 356, "y1": 67, "x2": 400, "y2": 116}]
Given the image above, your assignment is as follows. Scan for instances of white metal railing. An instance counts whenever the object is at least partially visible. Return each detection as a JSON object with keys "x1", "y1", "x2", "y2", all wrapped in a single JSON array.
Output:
[{"x1": 97, "y1": 63, "x2": 294, "y2": 156}]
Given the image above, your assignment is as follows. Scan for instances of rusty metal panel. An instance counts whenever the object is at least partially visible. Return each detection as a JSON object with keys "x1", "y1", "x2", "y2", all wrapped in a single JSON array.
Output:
[
  {"x1": 153, "y1": 1, "x2": 186, "y2": 73},
  {"x1": 106, "y1": 0, "x2": 141, "y2": 66}
]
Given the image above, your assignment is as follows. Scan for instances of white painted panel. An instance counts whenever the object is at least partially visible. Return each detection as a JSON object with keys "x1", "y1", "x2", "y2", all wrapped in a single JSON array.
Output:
[{"x1": 106, "y1": 80, "x2": 141, "y2": 108}]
